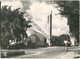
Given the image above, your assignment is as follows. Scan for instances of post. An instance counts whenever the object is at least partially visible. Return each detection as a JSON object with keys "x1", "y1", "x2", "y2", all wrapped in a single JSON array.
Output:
[
  {"x1": 65, "y1": 44, "x2": 67, "y2": 52},
  {"x1": 50, "y1": 11, "x2": 52, "y2": 39},
  {"x1": 50, "y1": 11, "x2": 52, "y2": 46},
  {"x1": 61, "y1": 29, "x2": 69, "y2": 52},
  {"x1": 66, "y1": 43, "x2": 68, "y2": 52},
  {"x1": 79, "y1": 34, "x2": 80, "y2": 47},
  {"x1": 64, "y1": 40, "x2": 68, "y2": 52}
]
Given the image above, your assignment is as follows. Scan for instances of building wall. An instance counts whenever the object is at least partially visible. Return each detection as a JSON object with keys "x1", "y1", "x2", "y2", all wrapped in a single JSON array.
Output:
[
  {"x1": 26, "y1": 30, "x2": 47, "y2": 47},
  {"x1": 70, "y1": 37, "x2": 75, "y2": 46}
]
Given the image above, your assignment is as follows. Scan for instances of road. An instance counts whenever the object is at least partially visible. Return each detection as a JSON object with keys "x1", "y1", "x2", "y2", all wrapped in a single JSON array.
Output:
[{"x1": 12, "y1": 46, "x2": 65, "y2": 58}]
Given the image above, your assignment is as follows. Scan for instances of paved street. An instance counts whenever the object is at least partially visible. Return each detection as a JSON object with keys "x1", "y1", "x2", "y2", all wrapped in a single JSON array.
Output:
[{"x1": 12, "y1": 46, "x2": 65, "y2": 58}]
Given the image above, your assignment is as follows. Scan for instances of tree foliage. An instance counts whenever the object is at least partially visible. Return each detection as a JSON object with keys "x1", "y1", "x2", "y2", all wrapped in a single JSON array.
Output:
[
  {"x1": 51, "y1": 34, "x2": 71, "y2": 46},
  {"x1": 0, "y1": 6, "x2": 31, "y2": 48},
  {"x1": 55, "y1": 1, "x2": 79, "y2": 44},
  {"x1": 50, "y1": 36, "x2": 59, "y2": 46}
]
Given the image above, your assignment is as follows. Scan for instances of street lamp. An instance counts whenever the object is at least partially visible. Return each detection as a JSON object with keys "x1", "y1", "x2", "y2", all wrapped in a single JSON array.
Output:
[
  {"x1": 61, "y1": 29, "x2": 69, "y2": 52},
  {"x1": 64, "y1": 40, "x2": 68, "y2": 52}
]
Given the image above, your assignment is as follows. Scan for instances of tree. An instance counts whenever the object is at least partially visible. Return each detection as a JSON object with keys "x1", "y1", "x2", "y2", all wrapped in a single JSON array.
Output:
[
  {"x1": 55, "y1": 1, "x2": 79, "y2": 45},
  {"x1": 0, "y1": 6, "x2": 31, "y2": 48},
  {"x1": 50, "y1": 36, "x2": 59, "y2": 46},
  {"x1": 59, "y1": 34, "x2": 71, "y2": 46},
  {"x1": 51, "y1": 34, "x2": 71, "y2": 46}
]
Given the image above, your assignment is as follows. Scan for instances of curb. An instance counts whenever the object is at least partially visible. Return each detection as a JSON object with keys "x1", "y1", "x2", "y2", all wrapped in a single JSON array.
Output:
[{"x1": 12, "y1": 51, "x2": 46, "y2": 58}]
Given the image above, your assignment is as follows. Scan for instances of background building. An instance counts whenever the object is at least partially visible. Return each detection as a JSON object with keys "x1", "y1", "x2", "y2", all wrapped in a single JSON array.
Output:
[{"x1": 25, "y1": 29, "x2": 48, "y2": 47}]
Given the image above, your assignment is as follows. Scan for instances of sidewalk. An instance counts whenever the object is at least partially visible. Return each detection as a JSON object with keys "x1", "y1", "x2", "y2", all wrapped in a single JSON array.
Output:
[
  {"x1": 58, "y1": 47, "x2": 75, "y2": 58},
  {"x1": 74, "y1": 47, "x2": 80, "y2": 58},
  {"x1": 58, "y1": 46, "x2": 80, "y2": 58},
  {"x1": 58, "y1": 51, "x2": 74, "y2": 58}
]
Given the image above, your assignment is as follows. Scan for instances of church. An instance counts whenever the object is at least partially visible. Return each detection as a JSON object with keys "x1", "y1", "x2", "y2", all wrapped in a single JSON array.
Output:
[
  {"x1": 24, "y1": 29, "x2": 48, "y2": 47},
  {"x1": 24, "y1": 11, "x2": 52, "y2": 47}
]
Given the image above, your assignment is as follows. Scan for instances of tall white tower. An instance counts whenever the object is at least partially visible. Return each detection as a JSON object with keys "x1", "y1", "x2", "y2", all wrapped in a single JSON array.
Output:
[{"x1": 46, "y1": 11, "x2": 52, "y2": 46}]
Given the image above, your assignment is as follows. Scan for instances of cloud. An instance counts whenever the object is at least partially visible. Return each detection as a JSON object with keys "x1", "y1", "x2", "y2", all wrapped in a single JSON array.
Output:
[
  {"x1": 1, "y1": 1, "x2": 23, "y2": 11},
  {"x1": 1, "y1": 1, "x2": 69, "y2": 36},
  {"x1": 26, "y1": 1, "x2": 69, "y2": 36}
]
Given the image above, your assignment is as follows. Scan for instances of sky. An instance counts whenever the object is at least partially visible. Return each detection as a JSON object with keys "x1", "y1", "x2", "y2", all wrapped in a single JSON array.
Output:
[{"x1": 1, "y1": 1, "x2": 70, "y2": 36}]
